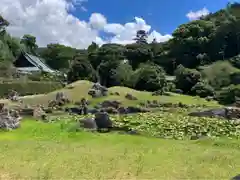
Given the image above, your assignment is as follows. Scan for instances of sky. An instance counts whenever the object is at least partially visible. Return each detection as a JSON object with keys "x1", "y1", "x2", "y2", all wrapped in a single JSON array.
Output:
[{"x1": 0, "y1": 0, "x2": 234, "y2": 49}]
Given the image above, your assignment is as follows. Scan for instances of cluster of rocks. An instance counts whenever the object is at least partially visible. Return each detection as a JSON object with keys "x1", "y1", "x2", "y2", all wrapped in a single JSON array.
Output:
[
  {"x1": 7, "y1": 90, "x2": 20, "y2": 102},
  {"x1": 79, "y1": 111, "x2": 138, "y2": 134},
  {"x1": 0, "y1": 103, "x2": 21, "y2": 130},
  {"x1": 189, "y1": 106, "x2": 240, "y2": 120},
  {"x1": 140, "y1": 100, "x2": 190, "y2": 109},
  {"x1": 48, "y1": 92, "x2": 70, "y2": 108},
  {"x1": 66, "y1": 99, "x2": 149, "y2": 115},
  {"x1": 88, "y1": 83, "x2": 108, "y2": 98}
]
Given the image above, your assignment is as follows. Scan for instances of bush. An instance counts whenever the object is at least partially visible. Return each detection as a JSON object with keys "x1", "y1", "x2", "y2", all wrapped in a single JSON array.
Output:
[
  {"x1": 133, "y1": 63, "x2": 167, "y2": 92},
  {"x1": 175, "y1": 65, "x2": 202, "y2": 93},
  {"x1": 201, "y1": 61, "x2": 240, "y2": 90},
  {"x1": 0, "y1": 81, "x2": 63, "y2": 97},
  {"x1": 190, "y1": 81, "x2": 215, "y2": 98},
  {"x1": 216, "y1": 84, "x2": 240, "y2": 105}
]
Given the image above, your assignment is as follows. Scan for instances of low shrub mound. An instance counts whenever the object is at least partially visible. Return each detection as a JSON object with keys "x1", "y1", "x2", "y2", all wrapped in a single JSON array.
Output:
[{"x1": 0, "y1": 81, "x2": 63, "y2": 97}]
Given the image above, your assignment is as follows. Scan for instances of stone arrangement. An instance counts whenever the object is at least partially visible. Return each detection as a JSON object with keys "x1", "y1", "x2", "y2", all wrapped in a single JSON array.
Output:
[{"x1": 0, "y1": 104, "x2": 21, "y2": 130}]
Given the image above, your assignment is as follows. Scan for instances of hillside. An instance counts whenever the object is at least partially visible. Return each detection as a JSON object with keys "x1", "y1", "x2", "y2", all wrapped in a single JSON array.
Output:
[{"x1": 6, "y1": 80, "x2": 218, "y2": 108}]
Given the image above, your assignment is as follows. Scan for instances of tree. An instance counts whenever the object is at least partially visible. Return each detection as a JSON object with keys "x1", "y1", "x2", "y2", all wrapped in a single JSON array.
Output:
[
  {"x1": 112, "y1": 61, "x2": 135, "y2": 87},
  {"x1": 134, "y1": 30, "x2": 148, "y2": 44},
  {"x1": 20, "y1": 34, "x2": 38, "y2": 55},
  {"x1": 133, "y1": 63, "x2": 167, "y2": 92},
  {"x1": 174, "y1": 65, "x2": 202, "y2": 94},
  {"x1": 67, "y1": 54, "x2": 97, "y2": 83},
  {"x1": 40, "y1": 43, "x2": 78, "y2": 71},
  {"x1": 0, "y1": 15, "x2": 9, "y2": 35}
]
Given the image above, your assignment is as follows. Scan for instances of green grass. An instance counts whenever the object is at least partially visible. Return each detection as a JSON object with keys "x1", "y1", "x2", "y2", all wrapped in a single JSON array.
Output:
[
  {"x1": 6, "y1": 80, "x2": 220, "y2": 108},
  {"x1": 0, "y1": 120, "x2": 240, "y2": 179}
]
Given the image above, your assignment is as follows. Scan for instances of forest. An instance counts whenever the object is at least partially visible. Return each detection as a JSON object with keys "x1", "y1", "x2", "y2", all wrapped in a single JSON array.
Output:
[{"x1": 1, "y1": 2, "x2": 240, "y2": 105}]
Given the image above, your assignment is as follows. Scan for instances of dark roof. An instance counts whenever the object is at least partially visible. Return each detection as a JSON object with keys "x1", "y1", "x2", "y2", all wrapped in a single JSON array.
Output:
[{"x1": 16, "y1": 52, "x2": 57, "y2": 74}]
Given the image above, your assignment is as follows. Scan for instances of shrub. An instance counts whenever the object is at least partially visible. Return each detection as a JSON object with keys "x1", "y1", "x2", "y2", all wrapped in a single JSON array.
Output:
[
  {"x1": 175, "y1": 65, "x2": 202, "y2": 93},
  {"x1": 133, "y1": 63, "x2": 167, "y2": 92},
  {"x1": 201, "y1": 61, "x2": 240, "y2": 90},
  {"x1": 216, "y1": 84, "x2": 240, "y2": 105},
  {"x1": 190, "y1": 81, "x2": 215, "y2": 98},
  {"x1": 0, "y1": 80, "x2": 63, "y2": 97}
]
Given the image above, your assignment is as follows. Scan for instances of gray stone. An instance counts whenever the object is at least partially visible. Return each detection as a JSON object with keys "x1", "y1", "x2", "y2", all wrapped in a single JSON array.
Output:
[
  {"x1": 0, "y1": 109, "x2": 21, "y2": 130},
  {"x1": 125, "y1": 93, "x2": 138, "y2": 100},
  {"x1": 101, "y1": 100, "x2": 121, "y2": 109},
  {"x1": 94, "y1": 112, "x2": 113, "y2": 130},
  {"x1": 79, "y1": 118, "x2": 97, "y2": 130}
]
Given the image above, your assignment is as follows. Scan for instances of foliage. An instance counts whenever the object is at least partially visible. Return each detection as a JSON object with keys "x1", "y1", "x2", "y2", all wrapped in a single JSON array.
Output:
[
  {"x1": 133, "y1": 63, "x2": 167, "y2": 92},
  {"x1": 67, "y1": 54, "x2": 97, "y2": 83},
  {"x1": 39, "y1": 44, "x2": 78, "y2": 70},
  {"x1": 190, "y1": 81, "x2": 215, "y2": 98},
  {"x1": 216, "y1": 84, "x2": 240, "y2": 105},
  {"x1": 201, "y1": 61, "x2": 240, "y2": 90},
  {"x1": 0, "y1": 80, "x2": 63, "y2": 97},
  {"x1": 112, "y1": 61, "x2": 135, "y2": 87},
  {"x1": 175, "y1": 65, "x2": 202, "y2": 93},
  {"x1": 134, "y1": 30, "x2": 148, "y2": 44},
  {"x1": 20, "y1": 34, "x2": 38, "y2": 55}
]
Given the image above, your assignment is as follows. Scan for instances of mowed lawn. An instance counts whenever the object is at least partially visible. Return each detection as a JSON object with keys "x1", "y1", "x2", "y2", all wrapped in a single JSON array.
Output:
[{"x1": 0, "y1": 120, "x2": 240, "y2": 180}]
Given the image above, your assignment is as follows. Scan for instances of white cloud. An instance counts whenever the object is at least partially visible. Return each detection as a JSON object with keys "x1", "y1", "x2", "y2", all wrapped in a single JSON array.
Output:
[
  {"x1": 0, "y1": 0, "x2": 172, "y2": 48},
  {"x1": 89, "y1": 13, "x2": 107, "y2": 30},
  {"x1": 186, "y1": 7, "x2": 210, "y2": 21},
  {"x1": 106, "y1": 17, "x2": 171, "y2": 44}
]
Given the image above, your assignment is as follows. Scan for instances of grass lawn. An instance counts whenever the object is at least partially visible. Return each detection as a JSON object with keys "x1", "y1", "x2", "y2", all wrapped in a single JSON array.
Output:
[{"x1": 0, "y1": 120, "x2": 240, "y2": 179}]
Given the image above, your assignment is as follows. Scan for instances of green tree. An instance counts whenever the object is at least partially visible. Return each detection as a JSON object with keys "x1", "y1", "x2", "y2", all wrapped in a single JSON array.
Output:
[
  {"x1": 133, "y1": 63, "x2": 167, "y2": 92},
  {"x1": 67, "y1": 54, "x2": 97, "y2": 83},
  {"x1": 134, "y1": 30, "x2": 148, "y2": 44},
  {"x1": 40, "y1": 43, "x2": 78, "y2": 71},
  {"x1": 20, "y1": 34, "x2": 38, "y2": 55},
  {"x1": 174, "y1": 65, "x2": 202, "y2": 94}
]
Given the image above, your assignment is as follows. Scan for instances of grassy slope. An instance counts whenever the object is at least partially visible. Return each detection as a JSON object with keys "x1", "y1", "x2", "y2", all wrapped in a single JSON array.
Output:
[
  {"x1": 0, "y1": 120, "x2": 240, "y2": 179},
  {"x1": 7, "y1": 80, "x2": 220, "y2": 107}
]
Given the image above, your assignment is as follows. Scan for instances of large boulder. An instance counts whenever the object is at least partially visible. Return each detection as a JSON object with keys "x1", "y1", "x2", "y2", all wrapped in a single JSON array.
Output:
[
  {"x1": 79, "y1": 118, "x2": 97, "y2": 130},
  {"x1": 94, "y1": 112, "x2": 113, "y2": 130}
]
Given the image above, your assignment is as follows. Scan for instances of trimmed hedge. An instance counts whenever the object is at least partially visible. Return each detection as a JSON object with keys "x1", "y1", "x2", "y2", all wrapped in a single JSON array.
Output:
[{"x1": 0, "y1": 81, "x2": 63, "y2": 97}]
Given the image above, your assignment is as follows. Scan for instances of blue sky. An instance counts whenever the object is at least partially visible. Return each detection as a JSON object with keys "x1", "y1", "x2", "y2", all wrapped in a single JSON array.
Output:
[{"x1": 76, "y1": 0, "x2": 231, "y2": 34}]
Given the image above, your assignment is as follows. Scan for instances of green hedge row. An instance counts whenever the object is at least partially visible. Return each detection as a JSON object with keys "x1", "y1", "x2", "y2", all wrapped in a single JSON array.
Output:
[{"x1": 0, "y1": 81, "x2": 63, "y2": 97}]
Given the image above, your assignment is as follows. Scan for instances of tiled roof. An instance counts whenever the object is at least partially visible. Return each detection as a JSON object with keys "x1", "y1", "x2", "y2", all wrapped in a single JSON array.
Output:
[{"x1": 23, "y1": 53, "x2": 56, "y2": 73}]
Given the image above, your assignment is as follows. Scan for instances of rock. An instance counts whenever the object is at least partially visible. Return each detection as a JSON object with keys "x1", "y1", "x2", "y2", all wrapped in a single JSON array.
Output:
[
  {"x1": 0, "y1": 108, "x2": 21, "y2": 130},
  {"x1": 33, "y1": 106, "x2": 46, "y2": 119},
  {"x1": 19, "y1": 108, "x2": 34, "y2": 116},
  {"x1": 79, "y1": 118, "x2": 97, "y2": 130},
  {"x1": 65, "y1": 107, "x2": 81, "y2": 115},
  {"x1": 87, "y1": 108, "x2": 99, "y2": 114},
  {"x1": 125, "y1": 93, "x2": 138, "y2": 100},
  {"x1": 188, "y1": 107, "x2": 240, "y2": 120},
  {"x1": 126, "y1": 106, "x2": 149, "y2": 114},
  {"x1": 118, "y1": 106, "x2": 149, "y2": 114},
  {"x1": 100, "y1": 100, "x2": 121, "y2": 109},
  {"x1": 88, "y1": 83, "x2": 108, "y2": 98},
  {"x1": 232, "y1": 174, "x2": 240, "y2": 180},
  {"x1": 94, "y1": 112, "x2": 113, "y2": 130},
  {"x1": 88, "y1": 89, "x2": 102, "y2": 98},
  {"x1": 101, "y1": 107, "x2": 119, "y2": 114},
  {"x1": 114, "y1": 92, "x2": 120, "y2": 96},
  {"x1": 8, "y1": 90, "x2": 20, "y2": 102},
  {"x1": 174, "y1": 89, "x2": 183, "y2": 94}
]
